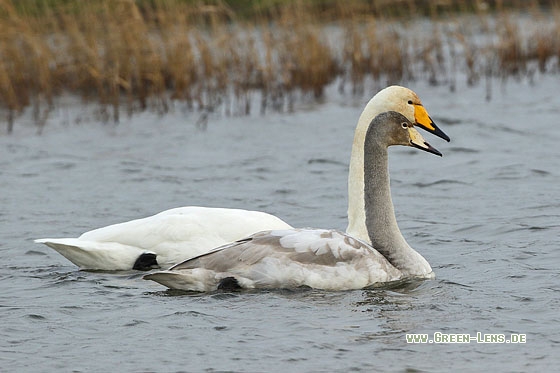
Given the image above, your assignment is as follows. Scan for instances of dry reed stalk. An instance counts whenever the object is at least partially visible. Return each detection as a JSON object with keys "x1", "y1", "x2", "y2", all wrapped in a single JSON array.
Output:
[
  {"x1": 221, "y1": 29, "x2": 259, "y2": 116},
  {"x1": 363, "y1": 19, "x2": 385, "y2": 86},
  {"x1": 555, "y1": 7, "x2": 560, "y2": 71},
  {"x1": 156, "y1": 6, "x2": 198, "y2": 109},
  {"x1": 379, "y1": 27, "x2": 411, "y2": 84},
  {"x1": 0, "y1": 0, "x2": 62, "y2": 131},
  {"x1": 258, "y1": 27, "x2": 277, "y2": 114},
  {"x1": 454, "y1": 27, "x2": 480, "y2": 86},
  {"x1": 282, "y1": 25, "x2": 338, "y2": 100},
  {"x1": 523, "y1": 7, "x2": 559, "y2": 73},
  {"x1": 421, "y1": 24, "x2": 446, "y2": 85},
  {"x1": 163, "y1": 32, "x2": 197, "y2": 106},
  {"x1": 342, "y1": 22, "x2": 369, "y2": 95},
  {"x1": 495, "y1": 14, "x2": 527, "y2": 78}
]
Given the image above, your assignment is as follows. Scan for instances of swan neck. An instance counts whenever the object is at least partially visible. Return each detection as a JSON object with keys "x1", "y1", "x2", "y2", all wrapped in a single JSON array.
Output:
[
  {"x1": 361, "y1": 125, "x2": 433, "y2": 276},
  {"x1": 363, "y1": 144, "x2": 404, "y2": 257},
  {"x1": 346, "y1": 104, "x2": 375, "y2": 242}
]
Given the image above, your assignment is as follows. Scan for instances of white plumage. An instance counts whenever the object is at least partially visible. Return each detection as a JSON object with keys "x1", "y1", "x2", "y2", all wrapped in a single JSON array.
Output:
[{"x1": 36, "y1": 206, "x2": 292, "y2": 270}]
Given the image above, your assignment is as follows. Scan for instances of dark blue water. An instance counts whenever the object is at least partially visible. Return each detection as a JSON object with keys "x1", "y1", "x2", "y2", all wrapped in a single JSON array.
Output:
[{"x1": 1, "y1": 76, "x2": 558, "y2": 372}]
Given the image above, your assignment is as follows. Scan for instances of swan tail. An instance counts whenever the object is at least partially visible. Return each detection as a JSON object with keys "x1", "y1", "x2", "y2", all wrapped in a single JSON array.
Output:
[
  {"x1": 34, "y1": 238, "x2": 157, "y2": 271},
  {"x1": 144, "y1": 269, "x2": 226, "y2": 292}
]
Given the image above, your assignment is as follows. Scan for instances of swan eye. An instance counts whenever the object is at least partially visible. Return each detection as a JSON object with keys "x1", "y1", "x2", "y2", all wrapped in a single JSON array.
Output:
[
  {"x1": 401, "y1": 122, "x2": 408, "y2": 129},
  {"x1": 407, "y1": 100, "x2": 413, "y2": 105}
]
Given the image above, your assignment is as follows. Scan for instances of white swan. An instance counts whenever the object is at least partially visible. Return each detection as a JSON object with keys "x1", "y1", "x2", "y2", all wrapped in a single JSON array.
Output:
[
  {"x1": 144, "y1": 110, "x2": 444, "y2": 291},
  {"x1": 36, "y1": 207, "x2": 292, "y2": 270},
  {"x1": 36, "y1": 86, "x2": 448, "y2": 272}
]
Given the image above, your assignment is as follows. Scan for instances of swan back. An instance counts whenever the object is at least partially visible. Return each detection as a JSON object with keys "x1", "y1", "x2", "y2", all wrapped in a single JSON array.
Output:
[{"x1": 36, "y1": 207, "x2": 292, "y2": 270}]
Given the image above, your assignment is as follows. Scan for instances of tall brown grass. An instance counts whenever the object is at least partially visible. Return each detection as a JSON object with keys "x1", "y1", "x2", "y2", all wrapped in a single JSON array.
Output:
[{"x1": 0, "y1": 0, "x2": 559, "y2": 132}]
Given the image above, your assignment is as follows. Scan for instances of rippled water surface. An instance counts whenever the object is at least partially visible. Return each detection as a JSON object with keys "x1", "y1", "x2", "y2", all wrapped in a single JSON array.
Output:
[{"x1": 1, "y1": 78, "x2": 559, "y2": 372}]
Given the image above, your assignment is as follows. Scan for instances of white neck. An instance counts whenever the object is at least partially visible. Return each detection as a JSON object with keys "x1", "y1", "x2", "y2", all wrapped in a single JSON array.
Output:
[
  {"x1": 346, "y1": 95, "x2": 384, "y2": 241},
  {"x1": 346, "y1": 87, "x2": 413, "y2": 242}
]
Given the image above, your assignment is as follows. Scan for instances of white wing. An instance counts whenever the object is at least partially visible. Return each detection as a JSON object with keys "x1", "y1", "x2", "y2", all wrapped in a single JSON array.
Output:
[{"x1": 36, "y1": 207, "x2": 292, "y2": 270}]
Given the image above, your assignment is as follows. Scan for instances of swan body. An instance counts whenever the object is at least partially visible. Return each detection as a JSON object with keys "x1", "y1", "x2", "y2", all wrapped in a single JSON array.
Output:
[
  {"x1": 36, "y1": 207, "x2": 292, "y2": 270},
  {"x1": 144, "y1": 229, "x2": 403, "y2": 292},
  {"x1": 145, "y1": 109, "x2": 445, "y2": 291}
]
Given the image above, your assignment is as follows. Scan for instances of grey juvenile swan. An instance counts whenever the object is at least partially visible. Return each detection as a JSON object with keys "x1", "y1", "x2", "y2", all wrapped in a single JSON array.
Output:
[{"x1": 144, "y1": 110, "x2": 444, "y2": 291}]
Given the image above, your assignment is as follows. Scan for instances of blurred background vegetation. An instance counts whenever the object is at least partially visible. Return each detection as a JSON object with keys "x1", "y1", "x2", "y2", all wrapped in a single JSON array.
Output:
[{"x1": 1, "y1": 0, "x2": 559, "y2": 132}]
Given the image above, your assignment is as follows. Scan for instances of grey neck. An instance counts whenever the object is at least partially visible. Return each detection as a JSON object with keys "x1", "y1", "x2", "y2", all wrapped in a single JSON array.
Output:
[
  {"x1": 363, "y1": 139, "x2": 409, "y2": 262},
  {"x1": 362, "y1": 121, "x2": 432, "y2": 276}
]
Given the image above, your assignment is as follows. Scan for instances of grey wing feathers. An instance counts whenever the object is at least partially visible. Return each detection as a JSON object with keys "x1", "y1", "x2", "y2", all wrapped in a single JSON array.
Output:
[
  {"x1": 169, "y1": 231, "x2": 281, "y2": 271},
  {"x1": 168, "y1": 229, "x2": 375, "y2": 272}
]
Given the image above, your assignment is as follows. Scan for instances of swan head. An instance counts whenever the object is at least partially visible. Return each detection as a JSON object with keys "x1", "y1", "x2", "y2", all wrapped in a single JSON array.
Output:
[
  {"x1": 370, "y1": 111, "x2": 442, "y2": 156},
  {"x1": 360, "y1": 86, "x2": 450, "y2": 142}
]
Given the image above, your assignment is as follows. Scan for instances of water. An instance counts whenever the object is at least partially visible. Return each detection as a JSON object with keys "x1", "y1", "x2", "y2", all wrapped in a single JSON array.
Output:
[{"x1": 1, "y1": 76, "x2": 559, "y2": 372}]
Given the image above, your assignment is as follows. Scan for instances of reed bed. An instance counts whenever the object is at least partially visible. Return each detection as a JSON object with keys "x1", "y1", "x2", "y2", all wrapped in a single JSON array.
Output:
[{"x1": 1, "y1": 0, "x2": 559, "y2": 132}]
